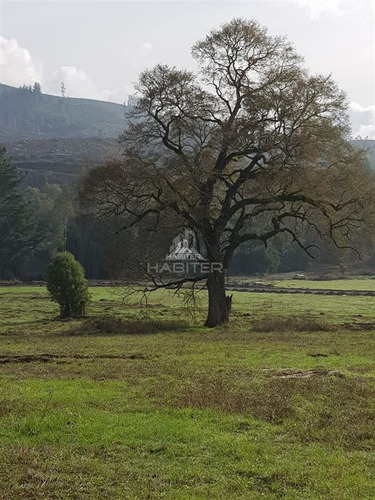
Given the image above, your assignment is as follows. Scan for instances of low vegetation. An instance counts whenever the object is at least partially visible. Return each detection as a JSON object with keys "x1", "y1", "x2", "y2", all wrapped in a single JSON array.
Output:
[
  {"x1": 74, "y1": 316, "x2": 189, "y2": 335},
  {"x1": 0, "y1": 283, "x2": 374, "y2": 498},
  {"x1": 252, "y1": 316, "x2": 334, "y2": 333}
]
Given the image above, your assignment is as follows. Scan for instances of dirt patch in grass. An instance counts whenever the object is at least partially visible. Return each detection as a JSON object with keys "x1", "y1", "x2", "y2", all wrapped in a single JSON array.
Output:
[
  {"x1": 342, "y1": 321, "x2": 375, "y2": 331},
  {"x1": 262, "y1": 368, "x2": 344, "y2": 379},
  {"x1": 0, "y1": 353, "x2": 158, "y2": 364}
]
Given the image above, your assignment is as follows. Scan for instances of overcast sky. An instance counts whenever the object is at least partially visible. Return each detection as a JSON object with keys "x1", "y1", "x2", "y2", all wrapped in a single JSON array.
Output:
[{"x1": 1, "y1": 0, "x2": 374, "y2": 138}]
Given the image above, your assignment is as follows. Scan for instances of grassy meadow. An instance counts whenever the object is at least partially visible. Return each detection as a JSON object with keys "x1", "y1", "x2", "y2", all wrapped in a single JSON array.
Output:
[
  {"x1": 0, "y1": 283, "x2": 374, "y2": 499},
  {"x1": 262, "y1": 278, "x2": 375, "y2": 291}
]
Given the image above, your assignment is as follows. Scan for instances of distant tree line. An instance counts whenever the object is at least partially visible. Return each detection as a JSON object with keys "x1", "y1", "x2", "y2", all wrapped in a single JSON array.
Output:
[
  {"x1": 20, "y1": 82, "x2": 42, "y2": 94},
  {"x1": 1, "y1": 147, "x2": 374, "y2": 282}
]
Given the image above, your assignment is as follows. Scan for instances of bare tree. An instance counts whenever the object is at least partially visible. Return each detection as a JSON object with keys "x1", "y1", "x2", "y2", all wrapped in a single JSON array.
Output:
[
  {"x1": 61, "y1": 82, "x2": 66, "y2": 99},
  {"x1": 80, "y1": 18, "x2": 375, "y2": 327}
]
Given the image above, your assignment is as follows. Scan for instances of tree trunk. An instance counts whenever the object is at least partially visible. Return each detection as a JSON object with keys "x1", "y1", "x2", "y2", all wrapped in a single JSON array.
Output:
[{"x1": 205, "y1": 269, "x2": 232, "y2": 327}]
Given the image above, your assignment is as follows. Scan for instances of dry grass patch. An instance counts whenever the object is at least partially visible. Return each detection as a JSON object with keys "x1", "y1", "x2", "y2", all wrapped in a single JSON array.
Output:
[
  {"x1": 69, "y1": 316, "x2": 189, "y2": 335},
  {"x1": 252, "y1": 316, "x2": 334, "y2": 333},
  {"x1": 151, "y1": 371, "x2": 375, "y2": 450}
]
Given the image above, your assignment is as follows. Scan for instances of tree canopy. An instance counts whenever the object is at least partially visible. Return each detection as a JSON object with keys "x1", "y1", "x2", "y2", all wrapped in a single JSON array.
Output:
[
  {"x1": 81, "y1": 18, "x2": 375, "y2": 326},
  {"x1": 0, "y1": 148, "x2": 35, "y2": 279}
]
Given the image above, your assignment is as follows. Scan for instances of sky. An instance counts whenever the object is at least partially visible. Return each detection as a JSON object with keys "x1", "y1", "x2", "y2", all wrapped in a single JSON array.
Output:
[{"x1": 0, "y1": 0, "x2": 374, "y2": 138}]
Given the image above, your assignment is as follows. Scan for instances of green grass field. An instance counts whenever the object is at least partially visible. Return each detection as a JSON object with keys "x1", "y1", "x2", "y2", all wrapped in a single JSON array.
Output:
[
  {"x1": 263, "y1": 277, "x2": 375, "y2": 291},
  {"x1": 0, "y1": 284, "x2": 374, "y2": 499}
]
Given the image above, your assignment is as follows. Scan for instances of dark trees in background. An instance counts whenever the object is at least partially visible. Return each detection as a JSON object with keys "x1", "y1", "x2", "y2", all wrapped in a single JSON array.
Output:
[
  {"x1": 32, "y1": 82, "x2": 42, "y2": 94},
  {"x1": 46, "y1": 252, "x2": 90, "y2": 318},
  {"x1": 66, "y1": 211, "x2": 177, "y2": 281},
  {"x1": 81, "y1": 18, "x2": 375, "y2": 326},
  {"x1": 0, "y1": 148, "x2": 35, "y2": 279},
  {"x1": 23, "y1": 183, "x2": 74, "y2": 279}
]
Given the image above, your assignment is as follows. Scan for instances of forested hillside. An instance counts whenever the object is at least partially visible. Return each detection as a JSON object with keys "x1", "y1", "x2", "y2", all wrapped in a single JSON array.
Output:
[
  {"x1": 3, "y1": 137, "x2": 119, "y2": 187},
  {"x1": 0, "y1": 83, "x2": 128, "y2": 141},
  {"x1": 1, "y1": 83, "x2": 373, "y2": 188}
]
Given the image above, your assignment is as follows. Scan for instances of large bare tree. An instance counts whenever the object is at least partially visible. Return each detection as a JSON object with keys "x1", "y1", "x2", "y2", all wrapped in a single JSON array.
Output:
[{"x1": 81, "y1": 18, "x2": 374, "y2": 326}]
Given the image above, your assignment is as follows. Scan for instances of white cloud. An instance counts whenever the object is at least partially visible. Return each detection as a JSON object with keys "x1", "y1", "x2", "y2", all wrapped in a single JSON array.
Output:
[
  {"x1": 138, "y1": 42, "x2": 153, "y2": 58},
  {"x1": 0, "y1": 36, "x2": 142, "y2": 103},
  {"x1": 0, "y1": 36, "x2": 42, "y2": 87},
  {"x1": 288, "y1": 0, "x2": 344, "y2": 19},
  {"x1": 42, "y1": 41, "x2": 154, "y2": 102},
  {"x1": 46, "y1": 66, "x2": 105, "y2": 99},
  {"x1": 105, "y1": 86, "x2": 135, "y2": 104},
  {"x1": 124, "y1": 41, "x2": 154, "y2": 73},
  {"x1": 44, "y1": 66, "x2": 133, "y2": 103},
  {"x1": 349, "y1": 102, "x2": 375, "y2": 139}
]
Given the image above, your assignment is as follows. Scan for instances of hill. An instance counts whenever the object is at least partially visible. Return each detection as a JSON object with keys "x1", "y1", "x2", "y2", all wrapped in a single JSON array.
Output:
[
  {"x1": 0, "y1": 83, "x2": 128, "y2": 141},
  {"x1": 0, "y1": 83, "x2": 373, "y2": 187},
  {"x1": 3, "y1": 137, "x2": 120, "y2": 187},
  {"x1": 3, "y1": 137, "x2": 374, "y2": 188}
]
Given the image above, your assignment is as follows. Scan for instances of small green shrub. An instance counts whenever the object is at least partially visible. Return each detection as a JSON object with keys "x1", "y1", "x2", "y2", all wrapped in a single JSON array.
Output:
[{"x1": 46, "y1": 252, "x2": 90, "y2": 318}]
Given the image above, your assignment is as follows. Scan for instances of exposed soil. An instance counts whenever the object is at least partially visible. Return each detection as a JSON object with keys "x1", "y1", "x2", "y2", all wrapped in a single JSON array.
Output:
[
  {"x1": 342, "y1": 322, "x2": 375, "y2": 331},
  {"x1": 262, "y1": 368, "x2": 344, "y2": 379},
  {"x1": 0, "y1": 353, "x2": 158, "y2": 364}
]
